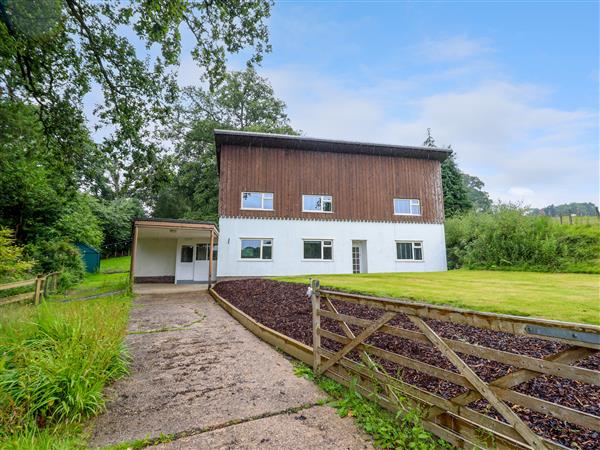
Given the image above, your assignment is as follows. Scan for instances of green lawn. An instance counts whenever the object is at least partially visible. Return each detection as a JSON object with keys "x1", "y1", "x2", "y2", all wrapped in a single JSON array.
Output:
[
  {"x1": 62, "y1": 256, "x2": 131, "y2": 299},
  {"x1": 275, "y1": 270, "x2": 600, "y2": 325}
]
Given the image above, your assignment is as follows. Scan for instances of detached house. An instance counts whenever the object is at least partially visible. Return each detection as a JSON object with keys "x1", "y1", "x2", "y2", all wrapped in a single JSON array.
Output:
[
  {"x1": 130, "y1": 130, "x2": 450, "y2": 284},
  {"x1": 214, "y1": 130, "x2": 450, "y2": 277}
]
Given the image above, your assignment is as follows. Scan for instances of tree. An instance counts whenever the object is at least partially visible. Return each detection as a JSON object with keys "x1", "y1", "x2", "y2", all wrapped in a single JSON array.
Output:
[
  {"x1": 422, "y1": 130, "x2": 472, "y2": 217},
  {"x1": 0, "y1": 0, "x2": 273, "y2": 199},
  {"x1": 462, "y1": 173, "x2": 492, "y2": 212},
  {"x1": 0, "y1": 228, "x2": 33, "y2": 282},
  {"x1": 154, "y1": 67, "x2": 297, "y2": 221}
]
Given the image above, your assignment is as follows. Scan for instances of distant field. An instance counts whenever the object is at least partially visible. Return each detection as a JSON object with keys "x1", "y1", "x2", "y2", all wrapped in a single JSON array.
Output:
[
  {"x1": 551, "y1": 215, "x2": 599, "y2": 225},
  {"x1": 275, "y1": 270, "x2": 600, "y2": 325}
]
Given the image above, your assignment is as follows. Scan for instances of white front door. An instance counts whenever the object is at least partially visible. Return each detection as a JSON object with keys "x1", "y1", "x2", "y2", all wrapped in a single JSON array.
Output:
[
  {"x1": 176, "y1": 241, "x2": 217, "y2": 283},
  {"x1": 178, "y1": 244, "x2": 195, "y2": 282},
  {"x1": 193, "y1": 243, "x2": 217, "y2": 282}
]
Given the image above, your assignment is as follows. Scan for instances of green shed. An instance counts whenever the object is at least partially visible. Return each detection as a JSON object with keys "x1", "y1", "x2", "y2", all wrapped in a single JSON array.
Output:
[{"x1": 76, "y1": 243, "x2": 101, "y2": 273}]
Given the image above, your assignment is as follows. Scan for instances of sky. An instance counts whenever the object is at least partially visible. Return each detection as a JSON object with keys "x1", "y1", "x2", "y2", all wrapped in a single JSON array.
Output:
[
  {"x1": 222, "y1": 0, "x2": 600, "y2": 208},
  {"x1": 89, "y1": 1, "x2": 599, "y2": 209}
]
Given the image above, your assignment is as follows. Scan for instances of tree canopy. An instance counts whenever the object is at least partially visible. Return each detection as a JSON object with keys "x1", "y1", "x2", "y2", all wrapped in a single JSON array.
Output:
[
  {"x1": 153, "y1": 66, "x2": 297, "y2": 221},
  {"x1": 0, "y1": 0, "x2": 273, "y2": 198},
  {"x1": 422, "y1": 129, "x2": 473, "y2": 217}
]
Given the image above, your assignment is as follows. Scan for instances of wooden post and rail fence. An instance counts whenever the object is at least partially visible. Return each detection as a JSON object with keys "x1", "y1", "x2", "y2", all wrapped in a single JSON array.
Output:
[
  {"x1": 209, "y1": 279, "x2": 600, "y2": 450},
  {"x1": 0, "y1": 271, "x2": 61, "y2": 306}
]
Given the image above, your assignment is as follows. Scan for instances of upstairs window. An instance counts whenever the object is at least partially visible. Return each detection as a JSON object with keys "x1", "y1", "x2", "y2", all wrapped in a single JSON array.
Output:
[
  {"x1": 394, "y1": 198, "x2": 421, "y2": 216},
  {"x1": 241, "y1": 239, "x2": 272, "y2": 260},
  {"x1": 303, "y1": 194, "x2": 333, "y2": 213},
  {"x1": 396, "y1": 241, "x2": 423, "y2": 261},
  {"x1": 241, "y1": 192, "x2": 273, "y2": 210},
  {"x1": 303, "y1": 239, "x2": 333, "y2": 260}
]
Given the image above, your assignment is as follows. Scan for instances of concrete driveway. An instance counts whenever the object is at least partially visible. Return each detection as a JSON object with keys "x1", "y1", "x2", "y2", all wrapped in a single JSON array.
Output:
[{"x1": 89, "y1": 291, "x2": 374, "y2": 449}]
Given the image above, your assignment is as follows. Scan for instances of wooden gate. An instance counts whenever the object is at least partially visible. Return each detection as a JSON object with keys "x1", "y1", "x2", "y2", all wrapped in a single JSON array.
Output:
[{"x1": 309, "y1": 280, "x2": 600, "y2": 450}]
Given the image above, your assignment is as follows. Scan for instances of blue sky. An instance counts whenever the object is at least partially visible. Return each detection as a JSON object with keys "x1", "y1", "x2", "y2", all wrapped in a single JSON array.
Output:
[{"x1": 92, "y1": 1, "x2": 599, "y2": 208}]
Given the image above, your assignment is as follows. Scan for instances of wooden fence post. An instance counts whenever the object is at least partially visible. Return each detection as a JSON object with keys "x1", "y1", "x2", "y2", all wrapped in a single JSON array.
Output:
[
  {"x1": 34, "y1": 275, "x2": 44, "y2": 305},
  {"x1": 311, "y1": 278, "x2": 321, "y2": 374}
]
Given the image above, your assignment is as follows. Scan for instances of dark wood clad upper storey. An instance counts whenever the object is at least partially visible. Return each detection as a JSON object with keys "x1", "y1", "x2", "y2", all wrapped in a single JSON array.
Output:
[{"x1": 215, "y1": 131, "x2": 449, "y2": 224}]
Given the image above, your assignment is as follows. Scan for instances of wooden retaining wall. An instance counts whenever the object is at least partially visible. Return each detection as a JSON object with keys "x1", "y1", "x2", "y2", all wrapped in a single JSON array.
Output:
[{"x1": 209, "y1": 282, "x2": 600, "y2": 450}]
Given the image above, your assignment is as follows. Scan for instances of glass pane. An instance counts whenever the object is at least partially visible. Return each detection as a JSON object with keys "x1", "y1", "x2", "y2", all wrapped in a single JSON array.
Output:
[
  {"x1": 241, "y1": 239, "x2": 261, "y2": 259},
  {"x1": 414, "y1": 246, "x2": 423, "y2": 260},
  {"x1": 304, "y1": 241, "x2": 322, "y2": 259},
  {"x1": 181, "y1": 245, "x2": 193, "y2": 262},
  {"x1": 242, "y1": 192, "x2": 262, "y2": 209},
  {"x1": 394, "y1": 199, "x2": 410, "y2": 214},
  {"x1": 323, "y1": 246, "x2": 333, "y2": 260},
  {"x1": 263, "y1": 197, "x2": 273, "y2": 210},
  {"x1": 323, "y1": 240, "x2": 332, "y2": 246},
  {"x1": 196, "y1": 244, "x2": 208, "y2": 260},
  {"x1": 212, "y1": 245, "x2": 218, "y2": 260},
  {"x1": 323, "y1": 198, "x2": 332, "y2": 212},
  {"x1": 396, "y1": 243, "x2": 413, "y2": 260},
  {"x1": 303, "y1": 195, "x2": 321, "y2": 211},
  {"x1": 262, "y1": 244, "x2": 272, "y2": 260},
  {"x1": 411, "y1": 201, "x2": 421, "y2": 215}
]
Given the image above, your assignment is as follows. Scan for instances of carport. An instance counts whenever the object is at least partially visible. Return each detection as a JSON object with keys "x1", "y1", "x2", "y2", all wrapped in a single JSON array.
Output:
[{"x1": 130, "y1": 219, "x2": 218, "y2": 288}]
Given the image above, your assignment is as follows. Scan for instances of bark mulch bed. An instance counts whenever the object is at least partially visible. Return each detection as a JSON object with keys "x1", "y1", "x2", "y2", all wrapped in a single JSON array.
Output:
[{"x1": 214, "y1": 278, "x2": 600, "y2": 450}]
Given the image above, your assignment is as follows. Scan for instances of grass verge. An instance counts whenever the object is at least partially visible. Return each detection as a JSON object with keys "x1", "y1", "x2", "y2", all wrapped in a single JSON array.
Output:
[
  {"x1": 0, "y1": 260, "x2": 132, "y2": 449},
  {"x1": 292, "y1": 362, "x2": 451, "y2": 450},
  {"x1": 275, "y1": 270, "x2": 600, "y2": 325}
]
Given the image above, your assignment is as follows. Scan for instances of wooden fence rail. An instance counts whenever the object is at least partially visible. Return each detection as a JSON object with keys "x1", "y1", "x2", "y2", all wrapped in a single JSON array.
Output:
[
  {"x1": 308, "y1": 280, "x2": 600, "y2": 450},
  {"x1": 0, "y1": 272, "x2": 61, "y2": 306}
]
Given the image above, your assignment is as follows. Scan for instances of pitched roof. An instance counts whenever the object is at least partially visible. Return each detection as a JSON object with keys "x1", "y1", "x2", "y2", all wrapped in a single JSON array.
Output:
[{"x1": 213, "y1": 129, "x2": 452, "y2": 168}]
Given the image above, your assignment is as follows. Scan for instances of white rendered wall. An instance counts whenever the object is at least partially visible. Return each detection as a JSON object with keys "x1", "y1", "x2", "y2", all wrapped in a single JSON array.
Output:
[
  {"x1": 135, "y1": 238, "x2": 177, "y2": 277},
  {"x1": 217, "y1": 217, "x2": 447, "y2": 277}
]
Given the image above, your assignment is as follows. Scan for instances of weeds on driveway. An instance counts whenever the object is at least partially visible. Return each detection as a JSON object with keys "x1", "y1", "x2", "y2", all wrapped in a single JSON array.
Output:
[{"x1": 293, "y1": 362, "x2": 452, "y2": 450}]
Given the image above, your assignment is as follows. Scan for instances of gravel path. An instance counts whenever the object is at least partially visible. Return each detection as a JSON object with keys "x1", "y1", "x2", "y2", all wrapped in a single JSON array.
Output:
[{"x1": 88, "y1": 291, "x2": 373, "y2": 450}]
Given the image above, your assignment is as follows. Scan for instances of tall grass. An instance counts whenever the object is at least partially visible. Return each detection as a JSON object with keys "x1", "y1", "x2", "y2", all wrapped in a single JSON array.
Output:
[
  {"x1": 0, "y1": 295, "x2": 131, "y2": 446},
  {"x1": 446, "y1": 207, "x2": 600, "y2": 273}
]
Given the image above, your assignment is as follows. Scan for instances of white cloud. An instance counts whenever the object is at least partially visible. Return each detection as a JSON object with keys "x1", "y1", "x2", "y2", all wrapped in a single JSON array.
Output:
[
  {"x1": 260, "y1": 66, "x2": 598, "y2": 208},
  {"x1": 416, "y1": 35, "x2": 492, "y2": 62}
]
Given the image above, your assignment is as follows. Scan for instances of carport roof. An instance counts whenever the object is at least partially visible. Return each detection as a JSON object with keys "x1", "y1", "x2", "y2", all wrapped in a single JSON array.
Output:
[{"x1": 133, "y1": 218, "x2": 218, "y2": 238}]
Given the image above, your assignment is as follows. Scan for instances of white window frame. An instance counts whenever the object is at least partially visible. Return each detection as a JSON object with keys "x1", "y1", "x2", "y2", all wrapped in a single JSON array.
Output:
[
  {"x1": 241, "y1": 192, "x2": 274, "y2": 211},
  {"x1": 395, "y1": 241, "x2": 424, "y2": 262},
  {"x1": 302, "y1": 194, "x2": 333, "y2": 213},
  {"x1": 302, "y1": 239, "x2": 334, "y2": 261},
  {"x1": 240, "y1": 238, "x2": 273, "y2": 261},
  {"x1": 394, "y1": 198, "x2": 421, "y2": 216}
]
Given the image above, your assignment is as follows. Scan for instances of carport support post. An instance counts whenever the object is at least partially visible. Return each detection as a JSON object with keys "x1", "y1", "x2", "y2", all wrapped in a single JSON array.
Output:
[
  {"x1": 129, "y1": 225, "x2": 138, "y2": 288},
  {"x1": 311, "y1": 279, "x2": 321, "y2": 374},
  {"x1": 208, "y1": 229, "x2": 214, "y2": 289}
]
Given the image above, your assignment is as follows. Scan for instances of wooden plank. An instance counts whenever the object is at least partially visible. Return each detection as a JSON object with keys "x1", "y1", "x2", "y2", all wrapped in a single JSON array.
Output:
[
  {"x1": 0, "y1": 278, "x2": 36, "y2": 290},
  {"x1": 208, "y1": 230, "x2": 214, "y2": 289},
  {"x1": 0, "y1": 292, "x2": 34, "y2": 305},
  {"x1": 312, "y1": 287, "x2": 321, "y2": 373},
  {"x1": 318, "y1": 309, "x2": 600, "y2": 386},
  {"x1": 322, "y1": 292, "x2": 600, "y2": 349},
  {"x1": 317, "y1": 312, "x2": 396, "y2": 376},
  {"x1": 129, "y1": 225, "x2": 138, "y2": 286},
  {"x1": 33, "y1": 276, "x2": 43, "y2": 305},
  {"x1": 408, "y1": 315, "x2": 549, "y2": 450},
  {"x1": 318, "y1": 328, "x2": 473, "y2": 389},
  {"x1": 318, "y1": 347, "x2": 569, "y2": 450},
  {"x1": 427, "y1": 347, "x2": 597, "y2": 423}
]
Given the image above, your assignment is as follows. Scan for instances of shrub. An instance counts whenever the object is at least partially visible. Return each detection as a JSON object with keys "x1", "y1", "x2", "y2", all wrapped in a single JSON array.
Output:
[
  {"x1": 446, "y1": 206, "x2": 600, "y2": 273},
  {"x1": 0, "y1": 228, "x2": 34, "y2": 283},
  {"x1": 25, "y1": 240, "x2": 85, "y2": 289}
]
